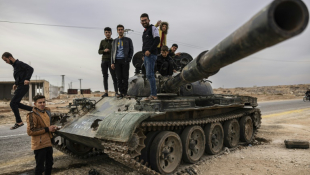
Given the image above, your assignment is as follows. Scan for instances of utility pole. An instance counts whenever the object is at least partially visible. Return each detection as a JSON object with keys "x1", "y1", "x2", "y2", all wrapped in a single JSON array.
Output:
[
  {"x1": 61, "y1": 75, "x2": 65, "y2": 92},
  {"x1": 38, "y1": 76, "x2": 41, "y2": 95},
  {"x1": 78, "y1": 79, "x2": 82, "y2": 90}
]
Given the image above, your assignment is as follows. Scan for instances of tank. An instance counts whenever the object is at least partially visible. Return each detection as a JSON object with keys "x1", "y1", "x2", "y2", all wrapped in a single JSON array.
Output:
[{"x1": 51, "y1": 1, "x2": 309, "y2": 174}]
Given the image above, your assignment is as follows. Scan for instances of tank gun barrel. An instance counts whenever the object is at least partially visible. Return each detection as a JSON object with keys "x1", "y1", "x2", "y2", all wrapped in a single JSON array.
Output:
[{"x1": 163, "y1": 0, "x2": 309, "y2": 93}]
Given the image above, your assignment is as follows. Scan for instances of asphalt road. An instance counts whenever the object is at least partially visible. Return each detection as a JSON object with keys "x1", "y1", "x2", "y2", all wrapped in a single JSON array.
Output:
[
  {"x1": 0, "y1": 98, "x2": 309, "y2": 174},
  {"x1": 258, "y1": 99, "x2": 310, "y2": 115}
]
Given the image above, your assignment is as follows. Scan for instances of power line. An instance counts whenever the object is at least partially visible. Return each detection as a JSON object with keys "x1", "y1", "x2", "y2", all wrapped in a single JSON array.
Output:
[
  {"x1": 0, "y1": 20, "x2": 103, "y2": 30},
  {"x1": 249, "y1": 57, "x2": 310, "y2": 62},
  {"x1": 0, "y1": 20, "x2": 205, "y2": 50}
]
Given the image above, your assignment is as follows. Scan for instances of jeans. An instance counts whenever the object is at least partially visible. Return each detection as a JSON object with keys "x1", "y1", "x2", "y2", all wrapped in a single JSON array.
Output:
[
  {"x1": 34, "y1": 147, "x2": 53, "y2": 175},
  {"x1": 144, "y1": 54, "x2": 157, "y2": 96},
  {"x1": 115, "y1": 59, "x2": 130, "y2": 95},
  {"x1": 10, "y1": 85, "x2": 33, "y2": 123},
  {"x1": 101, "y1": 60, "x2": 118, "y2": 93}
]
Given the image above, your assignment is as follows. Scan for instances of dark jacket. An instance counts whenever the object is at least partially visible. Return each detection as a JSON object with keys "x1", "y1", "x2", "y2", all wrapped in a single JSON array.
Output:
[
  {"x1": 111, "y1": 37, "x2": 134, "y2": 64},
  {"x1": 156, "y1": 54, "x2": 176, "y2": 76},
  {"x1": 168, "y1": 49, "x2": 175, "y2": 58},
  {"x1": 12, "y1": 59, "x2": 34, "y2": 86},
  {"x1": 142, "y1": 24, "x2": 160, "y2": 55},
  {"x1": 98, "y1": 38, "x2": 113, "y2": 61}
]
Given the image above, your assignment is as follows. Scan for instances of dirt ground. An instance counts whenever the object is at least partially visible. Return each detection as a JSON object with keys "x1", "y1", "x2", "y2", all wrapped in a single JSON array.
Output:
[
  {"x1": 0, "y1": 96, "x2": 309, "y2": 175},
  {"x1": 195, "y1": 108, "x2": 310, "y2": 175},
  {"x1": 0, "y1": 99, "x2": 70, "y2": 125}
]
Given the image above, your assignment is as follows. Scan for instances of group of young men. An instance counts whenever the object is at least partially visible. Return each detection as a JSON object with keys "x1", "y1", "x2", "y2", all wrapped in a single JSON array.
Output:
[
  {"x1": 99, "y1": 13, "x2": 180, "y2": 100},
  {"x1": 0, "y1": 12, "x2": 180, "y2": 174}
]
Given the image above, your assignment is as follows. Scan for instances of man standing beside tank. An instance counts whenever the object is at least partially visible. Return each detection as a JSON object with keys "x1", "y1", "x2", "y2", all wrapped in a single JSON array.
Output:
[
  {"x1": 2, "y1": 52, "x2": 34, "y2": 130},
  {"x1": 98, "y1": 27, "x2": 118, "y2": 97},
  {"x1": 111, "y1": 24, "x2": 134, "y2": 98},
  {"x1": 26, "y1": 95, "x2": 58, "y2": 175},
  {"x1": 140, "y1": 13, "x2": 160, "y2": 100}
]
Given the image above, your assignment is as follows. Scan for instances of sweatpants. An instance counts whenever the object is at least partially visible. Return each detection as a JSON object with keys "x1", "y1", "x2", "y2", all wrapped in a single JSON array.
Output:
[
  {"x1": 34, "y1": 147, "x2": 53, "y2": 175},
  {"x1": 10, "y1": 85, "x2": 33, "y2": 123}
]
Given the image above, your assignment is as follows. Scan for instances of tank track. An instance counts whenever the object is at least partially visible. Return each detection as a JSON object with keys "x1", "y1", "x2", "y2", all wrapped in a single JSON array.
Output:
[
  {"x1": 52, "y1": 108, "x2": 261, "y2": 174},
  {"x1": 52, "y1": 140, "x2": 104, "y2": 159},
  {"x1": 104, "y1": 108, "x2": 261, "y2": 175}
]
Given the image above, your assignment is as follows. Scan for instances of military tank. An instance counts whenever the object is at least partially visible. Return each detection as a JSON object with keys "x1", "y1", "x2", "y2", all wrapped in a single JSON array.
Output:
[{"x1": 51, "y1": 0, "x2": 309, "y2": 174}]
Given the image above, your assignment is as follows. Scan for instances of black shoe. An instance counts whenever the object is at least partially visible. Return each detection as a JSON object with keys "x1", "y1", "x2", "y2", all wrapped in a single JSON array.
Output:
[
  {"x1": 115, "y1": 93, "x2": 120, "y2": 97},
  {"x1": 116, "y1": 94, "x2": 123, "y2": 99},
  {"x1": 101, "y1": 93, "x2": 108, "y2": 97},
  {"x1": 10, "y1": 123, "x2": 24, "y2": 130},
  {"x1": 123, "y1": 94, "x2": 130, "y2": 98}
]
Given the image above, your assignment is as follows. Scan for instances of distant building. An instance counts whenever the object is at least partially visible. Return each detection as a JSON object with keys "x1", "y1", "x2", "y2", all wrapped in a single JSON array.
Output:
[{"x1": 0, "y1": 80, "x2": 50, "y2": 100}]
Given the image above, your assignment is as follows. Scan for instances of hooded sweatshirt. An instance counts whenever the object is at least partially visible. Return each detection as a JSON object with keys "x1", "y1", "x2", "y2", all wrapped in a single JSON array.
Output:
[{"x1": 155, "y1": 22, "x2": 169, "y2": 48}]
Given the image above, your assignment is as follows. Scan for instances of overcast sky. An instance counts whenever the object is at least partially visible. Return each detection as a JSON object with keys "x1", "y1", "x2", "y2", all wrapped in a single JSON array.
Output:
[{"x1": 0, "y1": 0, "x2": 309, "y2": 92}]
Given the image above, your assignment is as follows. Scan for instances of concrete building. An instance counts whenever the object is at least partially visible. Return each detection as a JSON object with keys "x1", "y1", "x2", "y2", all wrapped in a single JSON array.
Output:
[{"x1": 0, "y1": 80, "x2": 50, "y2": 102}]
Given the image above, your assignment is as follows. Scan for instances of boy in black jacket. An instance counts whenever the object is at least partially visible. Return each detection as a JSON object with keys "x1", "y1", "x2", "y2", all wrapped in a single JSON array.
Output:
[
  {"x1": 111, "y1": 24, "x2": 134, "y2": 98},
  {"x1": 2, "y1": 52, "x2": 34, "y2": 130},
  {"x1": 98, "y1": 27, "x2": 118, "y2": 97},
  {"x1": 156, "y1": 46, "x2": 176, "y2": 76}
]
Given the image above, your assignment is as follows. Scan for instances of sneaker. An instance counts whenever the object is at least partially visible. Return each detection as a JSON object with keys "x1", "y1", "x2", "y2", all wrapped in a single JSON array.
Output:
[
  {"x1": 115, "y1": 93, "x2": 120, "y2": 97},
  {"x1": 101, "y1": 93, "x2": 108, "y2": 97}
]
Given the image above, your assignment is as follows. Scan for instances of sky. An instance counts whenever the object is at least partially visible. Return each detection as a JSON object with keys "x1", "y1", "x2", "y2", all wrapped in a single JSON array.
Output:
[{"x1": 0, "y1": 0, "x2": 309, "y2": 92}]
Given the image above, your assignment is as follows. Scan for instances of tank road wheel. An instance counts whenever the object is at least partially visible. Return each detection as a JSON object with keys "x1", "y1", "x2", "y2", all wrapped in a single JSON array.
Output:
[
  {"x1": 140, "y1": 131, "x2": 160, "y2": 164},
  {"x1": 150, "y1": 131, "x2": 182, "y2": 174},
  {"x1": 128, "y1": 128, "x2": 146, "y2": 158},
  {"x1": 223, "y1": 119, "x2": 240, "y2": 148},
  {"x1": 204, "y1": 122, "x2": 224, "y2": 155},
  {"x1": 239, "y1": 116, "x2": 254, "y2": 143},
  {"x1": 181, "y1": 126, "x2": 205, "y2": 163},
  {"x1": 65, "y1": 140, "x2": 93, "y2": 156}
]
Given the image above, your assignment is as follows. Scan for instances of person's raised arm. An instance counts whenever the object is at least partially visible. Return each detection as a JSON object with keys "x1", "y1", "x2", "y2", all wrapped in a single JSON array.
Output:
[{"x1": 155, "y1": 20, "x2": 161, "y2": 28}]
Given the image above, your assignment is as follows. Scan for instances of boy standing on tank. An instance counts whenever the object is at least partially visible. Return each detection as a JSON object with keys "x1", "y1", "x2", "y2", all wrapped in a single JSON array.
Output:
[
  {"x1": 26, "y1": 95, "x2": 58, "y2": 175},
  {"x1": 98, "y1": 27, "x2": 118, "y2": 97},
  {"x1": 111, "y1": 24, "x2": 134, "y2": 98},
  {"x1": 140, "y1": 13, "x2": 160, "y2": 100}
]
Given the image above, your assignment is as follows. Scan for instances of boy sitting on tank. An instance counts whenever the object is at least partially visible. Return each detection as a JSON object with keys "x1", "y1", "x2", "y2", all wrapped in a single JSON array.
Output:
[{"x1": 156, "y1": 46, "x2": 176, "y2": 76}]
